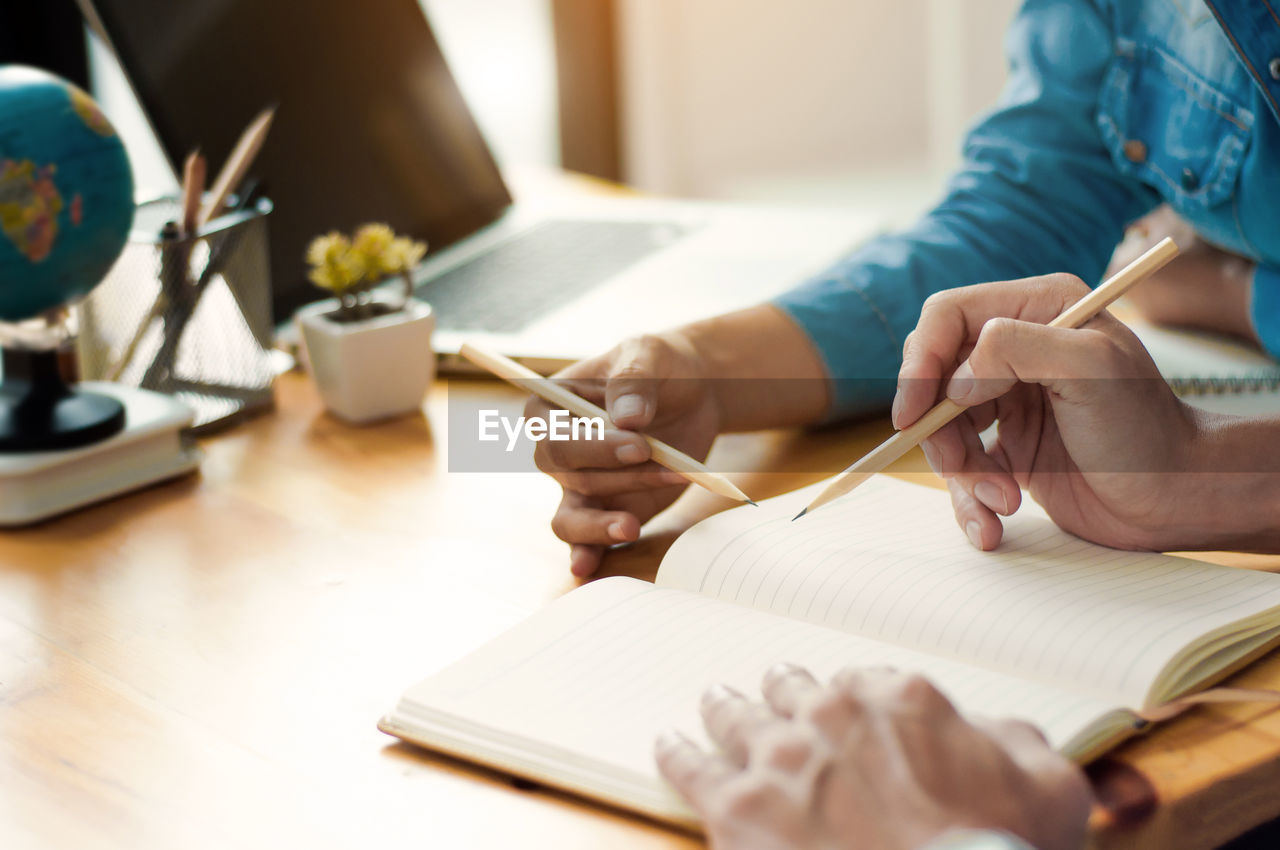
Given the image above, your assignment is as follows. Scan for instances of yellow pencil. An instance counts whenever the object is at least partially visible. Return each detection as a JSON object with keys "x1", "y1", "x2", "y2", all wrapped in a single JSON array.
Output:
[
  {"x1": 460, "y1": 344, "x2": 756, "y2": 506},
  {"x1": 796, "y1": 237, "x2": 1181, "y2": 519}
]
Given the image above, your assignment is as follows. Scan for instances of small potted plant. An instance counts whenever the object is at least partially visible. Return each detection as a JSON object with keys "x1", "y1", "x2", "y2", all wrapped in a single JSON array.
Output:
[{"x1": 296, "y1": 223, "x2": 433, "y2": 424}]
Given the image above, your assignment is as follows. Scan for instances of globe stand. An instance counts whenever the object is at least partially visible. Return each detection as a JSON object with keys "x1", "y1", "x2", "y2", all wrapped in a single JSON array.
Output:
[
  {"x1": 0, "y1": 346, "x2": 126, "y2": 451},
  {"x1": 0, "y1": 323, "x2": 201, "y2": 527}
]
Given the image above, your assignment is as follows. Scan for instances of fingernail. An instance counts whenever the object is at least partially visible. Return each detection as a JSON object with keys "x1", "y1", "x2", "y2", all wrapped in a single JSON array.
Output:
[
  {"x1": 608, "y1": 521, "x2": 630, "y2": 542},
  {"x1": 569, "y1": 554, "x2": 594, "y2": 578},
  {"x1": 616, "y1": 443, "x2": 645, "y2": 465},
  {"x1": 920, "y1": 440, "x2": 943, "y2": 473},
  {"x1": 1088, "y1": 759, "x2": 1158, "y2": 826},
  {"x1": 702, "y1": 683, "x2": 742, "y2": 706},
  {"x1": 946, "y1": 361, "x2": 976, "y2": 403},
  {"x1": 655, "y1": 728, "x2": 693, "y2": 751},
  {"x1": 765, "y1": 661, "x2": 803, "y2": 680},
  {"x1": 974, "y1": 481, "x2": 1008, "y2": 515},
  {"x1": 891, "y1": 391, "x2": 903, "y2": 429},
  {"x1": 611, "y1": 393, "x2": 646, "y2": 423},
  {"x1": 965, "y1": 521, "x2": 984, "y2": 549},
  {"x1": 655, "y1": 728, "x2": 682, "y2": 750}
]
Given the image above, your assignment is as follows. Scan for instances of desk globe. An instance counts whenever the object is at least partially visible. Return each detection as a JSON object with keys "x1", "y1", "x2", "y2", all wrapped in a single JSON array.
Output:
[{"x1": 0, "y1": 65, "x2": 135, "y2": 451}]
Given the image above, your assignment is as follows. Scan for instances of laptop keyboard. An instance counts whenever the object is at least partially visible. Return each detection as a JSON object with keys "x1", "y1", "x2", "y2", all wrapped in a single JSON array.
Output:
[{"x1": 417, "y1": 219, "x2": 693, "y2": 333}]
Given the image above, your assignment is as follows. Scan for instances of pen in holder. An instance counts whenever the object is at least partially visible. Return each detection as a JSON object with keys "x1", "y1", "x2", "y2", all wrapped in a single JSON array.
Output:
[{"x1": 77, "y1": 197, "x2": 278, "y2": 433}]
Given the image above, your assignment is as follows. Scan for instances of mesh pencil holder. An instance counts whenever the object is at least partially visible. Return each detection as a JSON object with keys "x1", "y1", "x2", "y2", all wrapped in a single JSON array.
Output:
[{"x1": 76, "y1": 197, "x2": 277, "y2": 434}]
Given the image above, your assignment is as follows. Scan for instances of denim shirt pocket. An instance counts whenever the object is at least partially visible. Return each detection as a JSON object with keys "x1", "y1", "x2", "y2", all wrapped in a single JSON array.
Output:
[{"x1": 1096, "y1": 38, "x2": 1254, "y2": 212}]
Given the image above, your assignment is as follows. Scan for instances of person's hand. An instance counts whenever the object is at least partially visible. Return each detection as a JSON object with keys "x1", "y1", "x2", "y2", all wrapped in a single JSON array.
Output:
[
  {"x1": 655, "y1": 665, "x2": 1091, "y2": 850},
  {"x1": 528, "y1": 332, "x2": 723, "y2": 577},
  {"x1": 529, "y1": 304, "x2": 835, "y2": 577},
  {"x1": 893, "y1": 273, "x2": 1205, "y2": 551},
  {"x1": 1109, "y1": 206, "x2": 1259, "y2": 343}
]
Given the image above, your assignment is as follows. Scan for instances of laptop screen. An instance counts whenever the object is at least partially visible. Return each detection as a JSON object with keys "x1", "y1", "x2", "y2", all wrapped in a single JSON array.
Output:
[{"x1": 81, "y1": 0, "x2": 512, "y2": 322}]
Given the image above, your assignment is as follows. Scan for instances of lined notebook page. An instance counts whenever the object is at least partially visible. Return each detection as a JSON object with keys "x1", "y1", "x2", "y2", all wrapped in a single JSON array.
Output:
[
  {"x1": 657, "y1": 476, "x2": 1280, "y2": 707},
  {"x1": 399, "y1": 577, "x2": 1121, "y2": 811}
]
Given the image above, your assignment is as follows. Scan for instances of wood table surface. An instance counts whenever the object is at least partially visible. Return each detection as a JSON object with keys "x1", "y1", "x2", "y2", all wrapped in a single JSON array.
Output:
[{"x1": 4, "y1": 371, "x2": 1280, "y2": 850}]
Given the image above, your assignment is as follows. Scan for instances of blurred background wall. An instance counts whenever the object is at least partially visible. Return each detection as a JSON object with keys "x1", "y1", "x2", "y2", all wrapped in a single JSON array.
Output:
[
  {"x1": 69, "y1": 0, "x2": 1023, "y2": 222},
  {"x1": 616, "y1": 0, "x2": 1021, "y2": 220}
]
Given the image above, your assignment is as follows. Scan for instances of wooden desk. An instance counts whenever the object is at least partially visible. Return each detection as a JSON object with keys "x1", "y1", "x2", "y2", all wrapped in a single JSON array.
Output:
[{"x1": 3, "y1": 372, "x2": 1279, "y2": 850}]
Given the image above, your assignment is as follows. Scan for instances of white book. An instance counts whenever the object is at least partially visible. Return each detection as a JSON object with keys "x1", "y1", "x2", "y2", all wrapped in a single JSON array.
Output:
[
  {"x1": 0, "y1": 382, "x2": 200, "y2": 525},
  {"x1": 381, "y1": 476, "x2": 1280, "y2": 827}
]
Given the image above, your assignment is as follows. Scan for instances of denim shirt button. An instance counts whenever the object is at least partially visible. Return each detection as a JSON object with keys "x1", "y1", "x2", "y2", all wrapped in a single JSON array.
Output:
[
  {"x1": 1123, "y1": 139, "x2": 1148, "y2": 163},
  {"x1": 1270, "y1": 57, "x2": 1280, "y2": 81},
  {"x1": 1181, "y1": 167, "x2": 1199, "y2": 190}
]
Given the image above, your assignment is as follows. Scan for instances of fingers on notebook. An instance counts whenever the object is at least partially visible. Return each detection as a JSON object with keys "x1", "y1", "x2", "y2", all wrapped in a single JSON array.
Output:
[
  {"x1": 701, "y1": 684, "x2": 780, "y2": 767},
  {"x1": 954, "y1": 423, "x2": 1019, "y2": 514},
  {"x1": 973, "y1": 716, "x2": 1050, "y2": 750},
  {"x1": 975, "y1": 716, "x2": 1093, "y2": 810},
  {"x1": 654, "y1": 730, "x2": 736, "y2": 807},
  {"x1": 760, "y1": 662, "x2": 826, "y2": 720},
  {"x1": 948, "y1": 478, "x2": 1003, "y2": 551},
  {"x1": 921, "y1": 420, "x2": 1020, "y2": 517},
  {"x1": 830, "y1": 666, "x2": 901, "y2": 705}
]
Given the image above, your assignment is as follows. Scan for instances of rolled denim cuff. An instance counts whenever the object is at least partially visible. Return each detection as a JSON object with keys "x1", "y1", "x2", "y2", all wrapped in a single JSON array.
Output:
[{"x1": 772, "y1": 283, "x2": 900, "y2": 423}]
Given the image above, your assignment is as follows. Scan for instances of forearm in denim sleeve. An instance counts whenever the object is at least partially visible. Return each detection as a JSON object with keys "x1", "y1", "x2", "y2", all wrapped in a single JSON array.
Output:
[{"x1": 775, "y1": 0, "x2": 1159, "y2": 420}]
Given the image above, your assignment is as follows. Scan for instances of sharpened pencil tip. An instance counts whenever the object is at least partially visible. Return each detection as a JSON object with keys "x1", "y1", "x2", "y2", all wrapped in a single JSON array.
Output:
[
  {"x1": 792, "y1": 508, "x2": 807, "y2": 521},
  {"x1": 745, "y1": 499, "x2": 759, "y2": 507}
]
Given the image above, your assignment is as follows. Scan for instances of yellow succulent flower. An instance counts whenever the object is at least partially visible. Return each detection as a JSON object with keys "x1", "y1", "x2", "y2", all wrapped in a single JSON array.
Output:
[
  {"x1": 383, "y1": 236, "x2": 427, "y2": 274},
  {"x1": 351, "y1": 223, "x2": 395, "y2": 277},
  {"x1": 305, "y1": 232, "x2": 361, "y2": 293},
  {"x1": 306, "y1": 224, "x2": 427, "y2": 299},
  {"x1": 306, "y1": 231, "x2": 347, "y2": 267}
]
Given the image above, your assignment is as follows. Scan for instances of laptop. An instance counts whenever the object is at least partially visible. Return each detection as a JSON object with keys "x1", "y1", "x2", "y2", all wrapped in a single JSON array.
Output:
[{"x1": 80, "y1": 0, "x2": 879, "y2": 372}]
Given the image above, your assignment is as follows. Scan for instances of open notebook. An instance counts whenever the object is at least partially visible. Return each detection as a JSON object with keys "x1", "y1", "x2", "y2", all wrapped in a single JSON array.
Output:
[
  {"x1": 380, "y1": 476, "x2": 1280, "y2": 827},
  {"x1": 1131, "y1": 322, "x2": 1280, "y2": 416}
]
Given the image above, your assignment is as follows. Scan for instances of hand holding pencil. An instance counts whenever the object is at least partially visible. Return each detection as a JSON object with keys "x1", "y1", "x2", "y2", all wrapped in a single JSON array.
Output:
[
  {"x1": 799, "y1": 238, "x2": 1179, "y2": 521},
  {"x1": 805, "y1": 239, "x2": 1210, "y2": 553},
  {"x1": 465, "y1": 336, "x2": 750, "y2": 577}
]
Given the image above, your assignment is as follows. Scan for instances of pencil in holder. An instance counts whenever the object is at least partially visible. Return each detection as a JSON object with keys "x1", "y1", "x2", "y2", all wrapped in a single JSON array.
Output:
[{"x1": 76, "y1": 197, "x2": 278, "y2": 434}]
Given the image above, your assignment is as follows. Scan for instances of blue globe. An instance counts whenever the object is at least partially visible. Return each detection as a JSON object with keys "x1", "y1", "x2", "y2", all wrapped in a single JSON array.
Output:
[{"x1": 0, "y1": 65, "x2": 134, "y2": 322}]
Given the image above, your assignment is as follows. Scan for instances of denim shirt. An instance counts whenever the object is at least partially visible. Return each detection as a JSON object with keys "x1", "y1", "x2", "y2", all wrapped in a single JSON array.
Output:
[{"x1": 776, "y1": 0, "x2": 1280, "y2": 419}]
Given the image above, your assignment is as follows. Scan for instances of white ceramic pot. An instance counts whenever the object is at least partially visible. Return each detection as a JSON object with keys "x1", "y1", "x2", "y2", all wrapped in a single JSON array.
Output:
[{"x1": 296, "y1": 298, "x2": 436, "y2": 424}]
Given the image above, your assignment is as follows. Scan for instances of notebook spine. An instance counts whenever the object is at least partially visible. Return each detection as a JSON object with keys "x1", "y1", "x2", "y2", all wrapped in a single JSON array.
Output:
[{"x1": 1169, "y1": 374, "x2": 1280, "y2": 395}]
